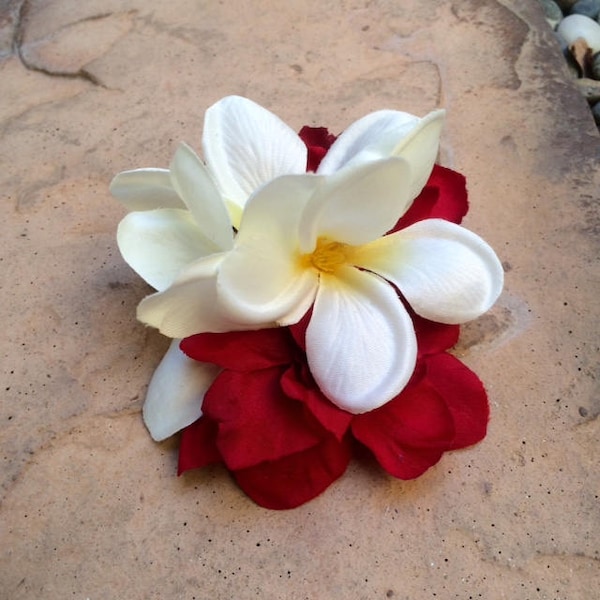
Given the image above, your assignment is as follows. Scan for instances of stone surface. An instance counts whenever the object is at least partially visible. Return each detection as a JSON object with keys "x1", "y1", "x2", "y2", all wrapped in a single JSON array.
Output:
[{"x1": 1, "y1": 1, "x2": 599, "y2": 599}]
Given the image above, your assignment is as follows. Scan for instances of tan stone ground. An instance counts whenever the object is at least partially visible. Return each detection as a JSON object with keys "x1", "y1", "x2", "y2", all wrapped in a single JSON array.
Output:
[{"x1": 1, "y1": 1, "x2": 598, "y2": 598}]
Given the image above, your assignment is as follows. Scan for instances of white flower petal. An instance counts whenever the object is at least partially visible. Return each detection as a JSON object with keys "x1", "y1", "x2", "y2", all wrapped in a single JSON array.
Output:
[
  {"x1": 298, "y1": 158, "x2": 412, "y2": 251},
  {"x1": 306, "y1": 266, "x2": 417, "y2": 414},
  {"x1": 143, "y1": 339, "x2": 219, "y2": 441},
  {"x1": 317, "y1": 109, "x2": 444, "y2": 202},
  {"x1": 110, "y1": 168, "x2": 184, "y2": 211},
  {"x1": 137, "y1": 253, "x2": 257, "y2": 337},
  {"x1": 203, "y1": 96, "x2": 307, "y2": 217},
  {"x1": 217, "y1": 175, "x2": 321, "y2": 323},
  {"x1": 117, "y1": 209, "x2": 218, "y2": 291},
  {"x1": 356, "y1": 219, "x2": 504, "y2": 323},
  {"x1": 392, "y1": 110, "x2": 445, "y2": 199},
  {"x1": 317, "y1": 109, "x2": 421, "y2": 174},
  {"x1": 169, "y1": 142, "x2": 233, "y2": 251}
]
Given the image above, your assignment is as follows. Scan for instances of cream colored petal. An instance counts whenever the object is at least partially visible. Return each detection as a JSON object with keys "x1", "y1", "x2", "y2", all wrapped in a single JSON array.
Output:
[
  {"x1": 203, "y1": 96, "x2": 307, "y2": 214},
  {"x1": 318, "y1": 109, "x2": 444, "y2": 202},
  {"x1": 392, "y1": 110, "x2": 445, "y2": 199},
  {"x1": 298, "y1": 158, "x2": 412, "y2": 251},
  {"x1": 169, "y1": 142, "x2": 233, "y2": 251},
  {"x1": 317, "y1": 109, "x2": 421, "y2": 174},
  {"x1": 110, "y1": 168, "x2": 184, "y2": 211},
  {"x1": 306, "y1": 267, "x2": 417, "y2": 414},
  {"x1": 143, "y1": 340, "x2": 219, "y2": 441},
  {"x1": 217, "y1": 174, "x2": 321, "y2": 324},
  {"x1": 356, "y1": 219, "x2": 504, "y2": 323},
  {"x1": 137, "y1": 253, "x2": 260, "y2": 337},
  {"x1": 117, "y1": 209, "x2": 217, "y2": 291}
]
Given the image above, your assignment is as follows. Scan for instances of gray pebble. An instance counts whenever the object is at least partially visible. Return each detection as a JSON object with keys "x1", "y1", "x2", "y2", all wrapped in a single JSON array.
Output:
[
  {"x1": 555, "y1": 0, "x2": 578, "y2": 9},
  {"x1": 570, "y1": 0, "x2": 600, "y2": 19},
  {"x1": 591, "y1": 100, "x2": 600, "y2": 123},
  {"x1": 540, "y1": 0, "x2": 564, "y2": 28},
  {"x1": 592, "y1": 51, "x2": 600, "y2": 78},
  {"x1": 557, "y1": 14, "x2": 600, "y2": 52},
  {"x1": 575, "y1": 77, "x2": 600, "y2": 101}
]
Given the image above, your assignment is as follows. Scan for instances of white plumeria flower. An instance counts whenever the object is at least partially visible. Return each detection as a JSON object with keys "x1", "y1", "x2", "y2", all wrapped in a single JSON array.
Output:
[
  {"x1": 110, "y1": 96, "x2": 447, "y2": 437},
  {"x1": 138, "y1": 158, "x2": 504, "y2": 414},
  {"x1": 113, "y1": 143, "x2": 235, "y2": 441}
]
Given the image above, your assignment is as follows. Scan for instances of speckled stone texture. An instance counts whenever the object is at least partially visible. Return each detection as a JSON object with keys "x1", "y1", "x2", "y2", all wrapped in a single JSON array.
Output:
[{"x1": 1, "y1": 1, "x2": 598, "y2": 598}]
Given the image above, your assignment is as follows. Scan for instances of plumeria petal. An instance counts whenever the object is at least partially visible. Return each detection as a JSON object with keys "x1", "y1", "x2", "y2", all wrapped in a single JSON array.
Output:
[
  {"x1": 391, "y1": 110, "x2": 445, "y2": 200},
  {"x1": 317, "y1": 109, "x2": 445, "y2": 201},
  {"x1": 169, "y1": 142, "x2": 233, "y2": 251},
  {"x1": 298, "y1": 158, "x2": 412, "y2": 251},
  {"x1": 317, "y1": 109, "x2": 421, "y2": 174},
  {"x1": 109, "y1": 168, "x2": 185, "y2": 211},
  {"x1": 137, "y1": 253, "x2": 261, "y2": 337},
  {"x1": 306, "y1": 266, "x2": 417, "y2": 414},
  {"x1": 142, "y1": 339, "x2": 219, "y2": 441},
  {"x1": 203, "y1": 95, "x2": 307, "y2": 224},
  {"x1": 217, "y1": 175, "x2": 321, "y2": 324},
  {"x1": 356, "y1": 219, "x2": 504, "y2": 323},
  {"x1": 117, "y1": 209, "x2": 218, "y2": 291}
]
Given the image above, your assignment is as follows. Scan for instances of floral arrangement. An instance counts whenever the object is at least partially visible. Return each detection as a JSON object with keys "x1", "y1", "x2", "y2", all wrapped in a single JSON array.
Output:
[{"x1": 110, "y1": 96, "x2": 503, "y2": 509}]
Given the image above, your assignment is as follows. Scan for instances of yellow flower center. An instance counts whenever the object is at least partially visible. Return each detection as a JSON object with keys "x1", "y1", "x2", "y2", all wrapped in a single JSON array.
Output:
[{"x1": 302, "y1": 237, "x2": 355, "y2": 274}]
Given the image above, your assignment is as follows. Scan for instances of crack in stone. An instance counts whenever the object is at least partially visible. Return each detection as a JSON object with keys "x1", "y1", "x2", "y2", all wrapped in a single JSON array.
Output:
[{"x1": 11, "y1": 0, "x2": 107, "y2": 88}]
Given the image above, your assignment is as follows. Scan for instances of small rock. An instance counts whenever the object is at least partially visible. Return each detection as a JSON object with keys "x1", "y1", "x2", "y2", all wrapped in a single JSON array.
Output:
[
  {"x1": 591, "y1": 100, "x2": 600, "y2": 123},
  {"x1": 575, "y1": 76, "x2": 600, "y2": 101},
  {"x1": 592, "y1": 51, "x2": 600, "y2": 77},
  {"x1": 539, "y1": 0, "x2": 564, "y2": 28},
  {"x1": 570, "y1": 0, "x2": 600, "y2": 19},
  {"x1": 557, "y1": 14, "x2": 600, "y2": 52},
  {"x1": 555, "y1": 0, "x2": 579, "y2": 9}
]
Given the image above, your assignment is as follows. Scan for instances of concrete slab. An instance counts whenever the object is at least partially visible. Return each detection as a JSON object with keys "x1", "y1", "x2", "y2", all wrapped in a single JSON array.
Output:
[{"x1": 1, "y1": 0, "x2": 598, "y2": 598}]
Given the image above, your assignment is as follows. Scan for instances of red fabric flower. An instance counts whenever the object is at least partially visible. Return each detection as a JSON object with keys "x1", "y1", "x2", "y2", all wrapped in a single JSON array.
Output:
[
  {"x1": 179, "y1": 319, "x2": 488, "y2": 509},
  {"x1": 298, "y1": 125, "x2": 337, "y2": 172},
  {"x1": 176, "y1": 129, "x2": 489, "y2": 509}
]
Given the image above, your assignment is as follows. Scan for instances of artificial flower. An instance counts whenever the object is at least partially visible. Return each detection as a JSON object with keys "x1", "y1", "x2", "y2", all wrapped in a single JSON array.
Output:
[
  {"x1": 110, "y1": 96, "x2": 445, "y2": 438},
  {"x1": 139, "y1": 154, "x2": 503, "y2": 413},
  {"x1": 175, "y1": 162, "x2": 485, "y2": 509},
  {"x1": 177, "y1": 312, "x2": 488, "y2": 510},
  {"x1": 112, "y1": 142, "x2": 236, "y2": 440}
]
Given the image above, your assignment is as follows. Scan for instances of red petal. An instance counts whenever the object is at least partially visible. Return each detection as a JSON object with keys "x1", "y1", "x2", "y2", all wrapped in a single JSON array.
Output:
[
  {"x1": 202, "y1": 367, "x2": 325, "y2": 470},
  {"x1": 393, "y1": 164, "x2": 469, "y2": 231},
  {"x1": 180, "y1": 328, "x2": 294, "y2": 371},
  {"x1": 280, "y1": 365, "x2": 353, "y2": 440},
  {"x1": 351, "y1": 371, "x2": 455, "y2": 479},
  {"x1": 412, "y1": 310, "x2": 460, "y2": 356},
  {"x1": 424, "y1": 353, "x2": 489, "y2": 449},
  {"x1": 233, "y1": 435, "x2": 351, "y2": 509},
  {"x1": 178, "y1": 417, "x2": 221, "y2": 475},
  {"x1": 426, "y1": 165, "x2": 469, "y2": 224},
  {"x1": 288, "y1": 306, "x2": 311, "y2": 352},
  {"x1": 298, "y1": 126, "x2": 337, "y2": 172},
  {"x1": 394, "y1": 184, "x2": 439, "y2": 231}
]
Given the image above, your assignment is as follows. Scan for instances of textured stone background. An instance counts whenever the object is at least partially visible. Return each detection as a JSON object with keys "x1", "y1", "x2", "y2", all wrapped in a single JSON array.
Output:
[{"x1": 1, "y1": 1, "x2": 598, "y2": 598}]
